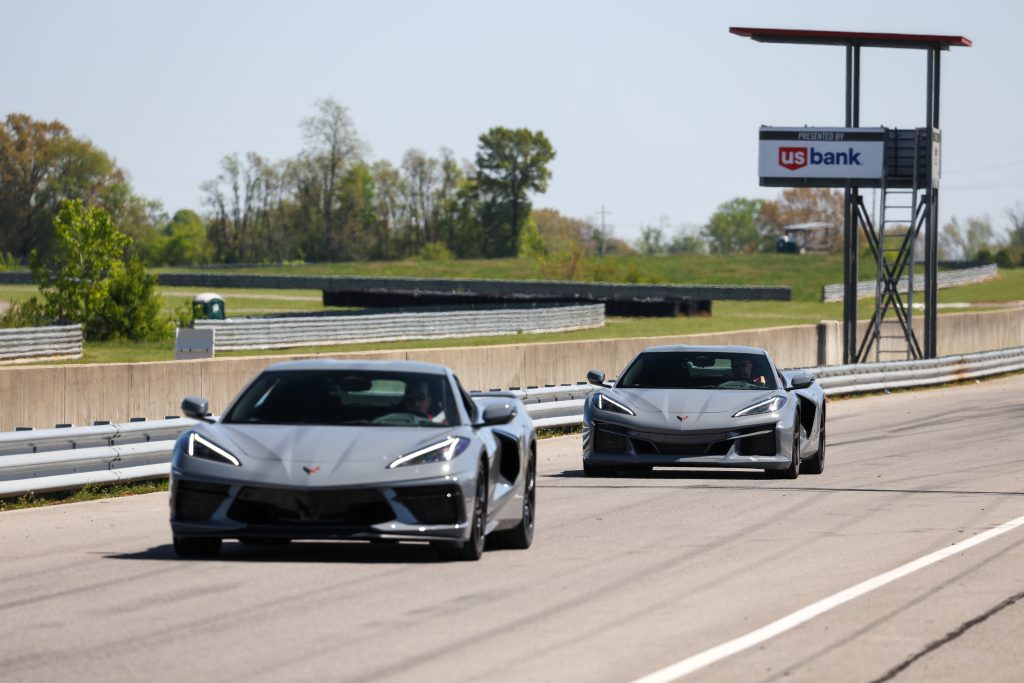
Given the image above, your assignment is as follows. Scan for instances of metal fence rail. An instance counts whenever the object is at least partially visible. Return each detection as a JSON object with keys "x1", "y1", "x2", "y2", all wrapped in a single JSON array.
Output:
[
  {"x1": 821, "y1": 263, "x2": 998, "y2": 302},
  {"x1": 194, "y1": 304, "x2": 606, "y2": 350},
  {"x1": 2, "y1": 345, "x2": 1022, "y2": 497},
  {"x1": 0, "y1": 324, "x2": 83, "y2": 364}
]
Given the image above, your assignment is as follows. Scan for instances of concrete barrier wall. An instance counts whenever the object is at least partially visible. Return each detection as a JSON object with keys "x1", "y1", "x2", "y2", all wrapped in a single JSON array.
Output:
[{"x1": 2, "y1": 308, "x2": 1021, "y2": 430}]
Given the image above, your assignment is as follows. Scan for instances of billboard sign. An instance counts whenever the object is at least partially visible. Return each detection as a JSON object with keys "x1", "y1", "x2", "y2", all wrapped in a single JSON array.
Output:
[{"x1": 759, "y1": 127, "x2": 885, "y2": 185}]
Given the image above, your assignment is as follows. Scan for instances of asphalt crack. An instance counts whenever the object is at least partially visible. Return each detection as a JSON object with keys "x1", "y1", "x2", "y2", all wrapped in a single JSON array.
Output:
[{"x1": 869, "y1": 588, "x2": 1024, "y2": 682}]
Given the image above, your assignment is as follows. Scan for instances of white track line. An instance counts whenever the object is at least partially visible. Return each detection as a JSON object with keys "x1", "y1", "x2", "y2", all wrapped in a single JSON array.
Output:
[{"x1": 631, "y1": 513, "x2": 1024, "y2": 683}]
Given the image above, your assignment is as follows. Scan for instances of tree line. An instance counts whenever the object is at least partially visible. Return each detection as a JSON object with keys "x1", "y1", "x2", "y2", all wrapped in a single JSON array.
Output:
[
  {"x1": 3, "y1": 104, "x2": 1021, "y2": 271},
  {"x1": 0, "y1": 102, "x2": 556, "y2": 266}
]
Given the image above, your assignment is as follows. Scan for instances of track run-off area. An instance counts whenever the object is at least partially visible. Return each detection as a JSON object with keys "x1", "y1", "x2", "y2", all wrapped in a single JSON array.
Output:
[{"x1": 2, "y1": 374, "x2": 1024, "y2": 682}]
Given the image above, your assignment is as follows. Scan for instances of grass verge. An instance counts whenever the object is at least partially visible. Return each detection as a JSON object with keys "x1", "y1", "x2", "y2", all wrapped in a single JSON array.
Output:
[{"x1": 0, "y1": 479, "x2": 168, "y2": 512}]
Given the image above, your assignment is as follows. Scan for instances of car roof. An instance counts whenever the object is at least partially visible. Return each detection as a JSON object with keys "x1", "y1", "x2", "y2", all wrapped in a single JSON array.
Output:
[
  {"x1": 260, "y1": 359, "x2": 450, "y2": 375},
  {"x1": 641, "y1": 344, "x2": 768, "y2": 355}
]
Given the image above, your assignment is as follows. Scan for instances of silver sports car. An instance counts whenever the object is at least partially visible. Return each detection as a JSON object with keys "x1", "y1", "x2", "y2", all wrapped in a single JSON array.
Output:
[
  {"x1": 583, "y1": 345, "x2": 825, "y2": 478},
  {"x1": 170, "y1": 359, "x2": 536, "y2": 561}
]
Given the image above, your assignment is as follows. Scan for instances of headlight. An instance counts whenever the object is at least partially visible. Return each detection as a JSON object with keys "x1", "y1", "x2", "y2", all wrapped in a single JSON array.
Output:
[
  {"x1": 733, "y1": 395, "x2": 787, "y2": 418},
  {"x1": 388, "y1": 436, "x2": 470, "y2": 469},
  {"x1": 187, "y1": 432, "x2": 241, "y2": 467},
  {"x1": 592, "y1": 393, "x2": 635, "y2": 416}
]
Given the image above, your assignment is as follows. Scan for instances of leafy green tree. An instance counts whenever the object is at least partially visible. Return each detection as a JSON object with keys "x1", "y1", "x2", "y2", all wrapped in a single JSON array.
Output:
[
  {"x1": 668, "y1": 230, "x2": 707, "y2": 254},
  {"x1": 475, "y1": 127, "x2": 556, "y2": 257},
  {"x1": 939, "y1": 215, "x2": 996, "y2": 261},
  {"x1": 517, "y1": 216, "x2": 547, "y2": 258},
  {"x1": 30, "y1": 199, "x2": 167, "y2": 340},
  {"x1": 0, "y1": 114, "x2": 135, "y2": 258},
  {"x1": 299, "y1": 98, "x2": 366, "y2": 260},
  {"x1": 635, "y1": 225, "x2": 667, "y2": 255},
  {"x1": 161, "y1": 209, "x2": 213, "y2": 265},
  {"x1": 702, "y1": 198, "x2": 767, "y2": 253}
]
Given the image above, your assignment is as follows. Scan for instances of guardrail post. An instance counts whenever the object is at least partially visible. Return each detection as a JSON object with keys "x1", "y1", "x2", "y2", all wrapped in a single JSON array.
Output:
[{"x1": 817, "y1": 320, "x2": 842, "y2": 366}]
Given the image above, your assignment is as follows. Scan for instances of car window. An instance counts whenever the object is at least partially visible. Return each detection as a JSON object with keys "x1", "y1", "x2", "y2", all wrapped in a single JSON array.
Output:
[
  {"x1": 617, "y1": 351, "x2": 777, "y2": 390},
  {"x1": 222, "y1": 370, "x2": 460, "y2": 426}
]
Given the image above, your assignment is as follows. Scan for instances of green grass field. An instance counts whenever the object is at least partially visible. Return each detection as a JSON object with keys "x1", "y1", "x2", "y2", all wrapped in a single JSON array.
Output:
[{"x1": 2, "y1": 255, "x2": 1021, "y2": 365}]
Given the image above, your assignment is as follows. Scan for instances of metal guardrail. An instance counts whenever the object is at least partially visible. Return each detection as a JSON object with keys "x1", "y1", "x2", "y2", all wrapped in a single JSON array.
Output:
[
  {"x1": 0, "y1": 324, "x2": 83, "y2": 363},
  {"x1": 194, "y1": 304, "x2": 606, "y2": 350},
  {"x1": 2, "y1": 346, "x2": 1022, "y2": 497},
  {"x1": 821, "y1": 264, "x2": 998, "y2": 302}
]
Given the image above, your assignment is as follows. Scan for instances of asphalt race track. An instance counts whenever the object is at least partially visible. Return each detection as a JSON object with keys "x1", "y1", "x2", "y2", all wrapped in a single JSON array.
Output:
[{"x1": 2, "y1": 374, "x2": 1024, "y2": 682}]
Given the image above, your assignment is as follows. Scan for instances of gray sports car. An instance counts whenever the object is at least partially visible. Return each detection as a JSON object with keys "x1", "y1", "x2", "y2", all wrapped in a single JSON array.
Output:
[
  {"x1": 583, "y1": 345, "x2": 825, "y2": 478},
  {"x1": 169, "y1": 359, "x2": 536, "y2": 561}
]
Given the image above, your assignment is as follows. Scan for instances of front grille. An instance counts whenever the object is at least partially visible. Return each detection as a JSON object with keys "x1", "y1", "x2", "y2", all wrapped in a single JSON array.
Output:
[
  {"x1": 594, "y1": 427, "x2": 629, "y2": 452},
  {"x1": 173, "y1": 479, "x2": 230, "y2": 521},
  {"x1": 628, "y1": 424, "x2": 777, "y2": 457},
  {"x1": 227, "y1": 487, "x2": 394, "y2": 526},
  {"x1": 393, "y1": 484, "x2": 463, "y2": 525}
]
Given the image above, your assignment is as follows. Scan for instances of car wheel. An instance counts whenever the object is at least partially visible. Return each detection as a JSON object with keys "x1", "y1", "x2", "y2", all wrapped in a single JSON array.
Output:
[
  {"x1": 490, "y1": 452, "x2": 535, "y2": 550},
  {"x1": 173, "y1": 536, "x2": 222, "y2": 559},
  {"x1": 768, "y1": 412, "x2": 801, "y2": 480},
  {"x1": 434, "y1": 459, "x2": 487, "y2": 561},
  {"x1": 801, "y1": 405, "x2": 826, "y2": 475},
  {"x1": 583, "y1": 460, "x2": 615, "y2": 477}
]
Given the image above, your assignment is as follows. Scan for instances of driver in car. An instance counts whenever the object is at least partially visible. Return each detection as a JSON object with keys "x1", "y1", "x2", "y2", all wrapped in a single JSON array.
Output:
[
  {"x1": 731, "y1": 358, "x2": 766, "y2": 386},
  {"x1": 400, "y1": 381, "x2": 447, "y2": 423}
]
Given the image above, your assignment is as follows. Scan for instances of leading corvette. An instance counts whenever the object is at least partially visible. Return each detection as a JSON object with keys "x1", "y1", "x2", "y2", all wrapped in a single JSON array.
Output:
[
  {"x1": 583, "y1": 345, "x2": 825, "y2": 477},
  {"x1": 170, "y1": 359, "x2": 536, "y2": 560}
]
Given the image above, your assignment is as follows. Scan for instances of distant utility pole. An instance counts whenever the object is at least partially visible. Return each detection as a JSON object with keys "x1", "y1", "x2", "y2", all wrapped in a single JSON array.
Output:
[{"x1": 597, "y1": 204, "x2": 612, "y2": 256}]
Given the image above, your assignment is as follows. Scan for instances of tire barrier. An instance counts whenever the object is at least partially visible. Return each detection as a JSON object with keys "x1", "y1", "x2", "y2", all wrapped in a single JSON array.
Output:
[
  {"x1": 821, "y1": 264, "x2": 998, "y2": 302},
  {"x1": 0, "y1": 325, "x2": 83, "y2": 364},
  {"x1": 194, "y1": 304, "x2": 605, "y2": 351}
]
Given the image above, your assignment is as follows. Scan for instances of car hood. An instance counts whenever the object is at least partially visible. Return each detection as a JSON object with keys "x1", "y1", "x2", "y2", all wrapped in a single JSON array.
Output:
[
  {"x1": 197, "y1": 423, "x2": 458, "y2": 472},
  {"x1": 613, "y1": 388, "x2": 778, "y2": 416}
]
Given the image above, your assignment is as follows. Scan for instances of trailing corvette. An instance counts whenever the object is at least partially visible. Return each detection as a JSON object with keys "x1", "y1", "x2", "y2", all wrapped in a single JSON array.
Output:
[
  {"x1": 170, "y1": 359, "x2": 536, "y2": 561},
  {"x1": 583, "y1": 345, "x2": 825, "y2": 477}
]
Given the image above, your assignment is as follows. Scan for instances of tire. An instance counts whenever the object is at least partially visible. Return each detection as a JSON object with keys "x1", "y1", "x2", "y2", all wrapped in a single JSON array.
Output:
[
  {"x1": 583, "y1": 460, "x2": 615, "y2": 477},
  {"x1": 173, "y1": 536, "x2": 222, "y2": 559},
  {"x1": 801, "y1": 404, "x2": 826, "y2": 475},
  {"x1": 768, "y1": 412, "x2": 801, "y2": 480},
  {"x1": 434, "y1": 460, "x2": 487, "y2": 561},
  {"x1": 490, "y1": 452, "x2": 535, "y2": 550}
]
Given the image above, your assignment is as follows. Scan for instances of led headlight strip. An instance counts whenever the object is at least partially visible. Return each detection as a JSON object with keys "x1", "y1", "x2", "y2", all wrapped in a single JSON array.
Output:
[
  {"x1": 187, "y1": 432, "x2": 242, "y2": 466},
  {"x1": 594, "y1": 393, "x2": 635, "y2": 416},
  {"x1": 733, "y1": 395, "x2": 787, "y2": 418},
  {"x1": 388, "y1": 436, "x2": 468, "y2": 469}
]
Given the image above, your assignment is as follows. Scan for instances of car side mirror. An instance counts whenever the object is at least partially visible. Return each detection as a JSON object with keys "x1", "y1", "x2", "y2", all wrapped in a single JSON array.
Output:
[
  {"x1": 587, "y1": 369, "x2": 606, "y2": 386},
  {"x1": 479, "y1": 402, "x2": 517, "y2": 426},
  {"x1": 788, "y1": 373, "x2": 815, "y2": 390},
  {"x1": 182, "y1": 396, "x2": 214, "y2": 422}
]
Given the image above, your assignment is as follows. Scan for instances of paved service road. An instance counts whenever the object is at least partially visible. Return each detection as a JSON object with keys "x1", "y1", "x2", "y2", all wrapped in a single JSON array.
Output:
[{"x1": 2, "y1": 375, "x2": 1024, "y2": 682}]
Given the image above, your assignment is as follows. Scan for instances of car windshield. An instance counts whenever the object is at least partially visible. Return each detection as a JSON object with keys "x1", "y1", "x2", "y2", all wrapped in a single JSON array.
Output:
[
  {"x1": 221, "y1": 370, "x2": 458, "y2": 427},
  {"x1": 616, "y1": 351, "x2": 778, "y2": 391}
]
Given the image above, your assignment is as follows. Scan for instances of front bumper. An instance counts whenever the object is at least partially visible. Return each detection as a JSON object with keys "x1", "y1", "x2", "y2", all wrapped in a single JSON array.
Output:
[
  {"x1": 170, "y1": 475, "x2": 475, "y2": 543},
  {"x1": 583, "y1": 419, "x2": 791, "y2": 470}
]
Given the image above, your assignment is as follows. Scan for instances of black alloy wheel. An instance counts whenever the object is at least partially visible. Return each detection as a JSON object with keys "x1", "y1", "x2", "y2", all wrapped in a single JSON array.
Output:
[
  {"x1": 801, "y1": 405, "x2": 826, "y2": 475},
  {"x1": 768, "y1": 411, "x2": 801, "y2": 480},
  {"x1": 435, "y1": 459, "x2": 488, "y2": 561}
]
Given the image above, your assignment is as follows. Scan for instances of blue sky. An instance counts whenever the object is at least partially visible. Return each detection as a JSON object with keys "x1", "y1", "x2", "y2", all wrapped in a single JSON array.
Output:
[{"x1": 3, "y1": 1, "x2": 1020, "y2": 242}]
